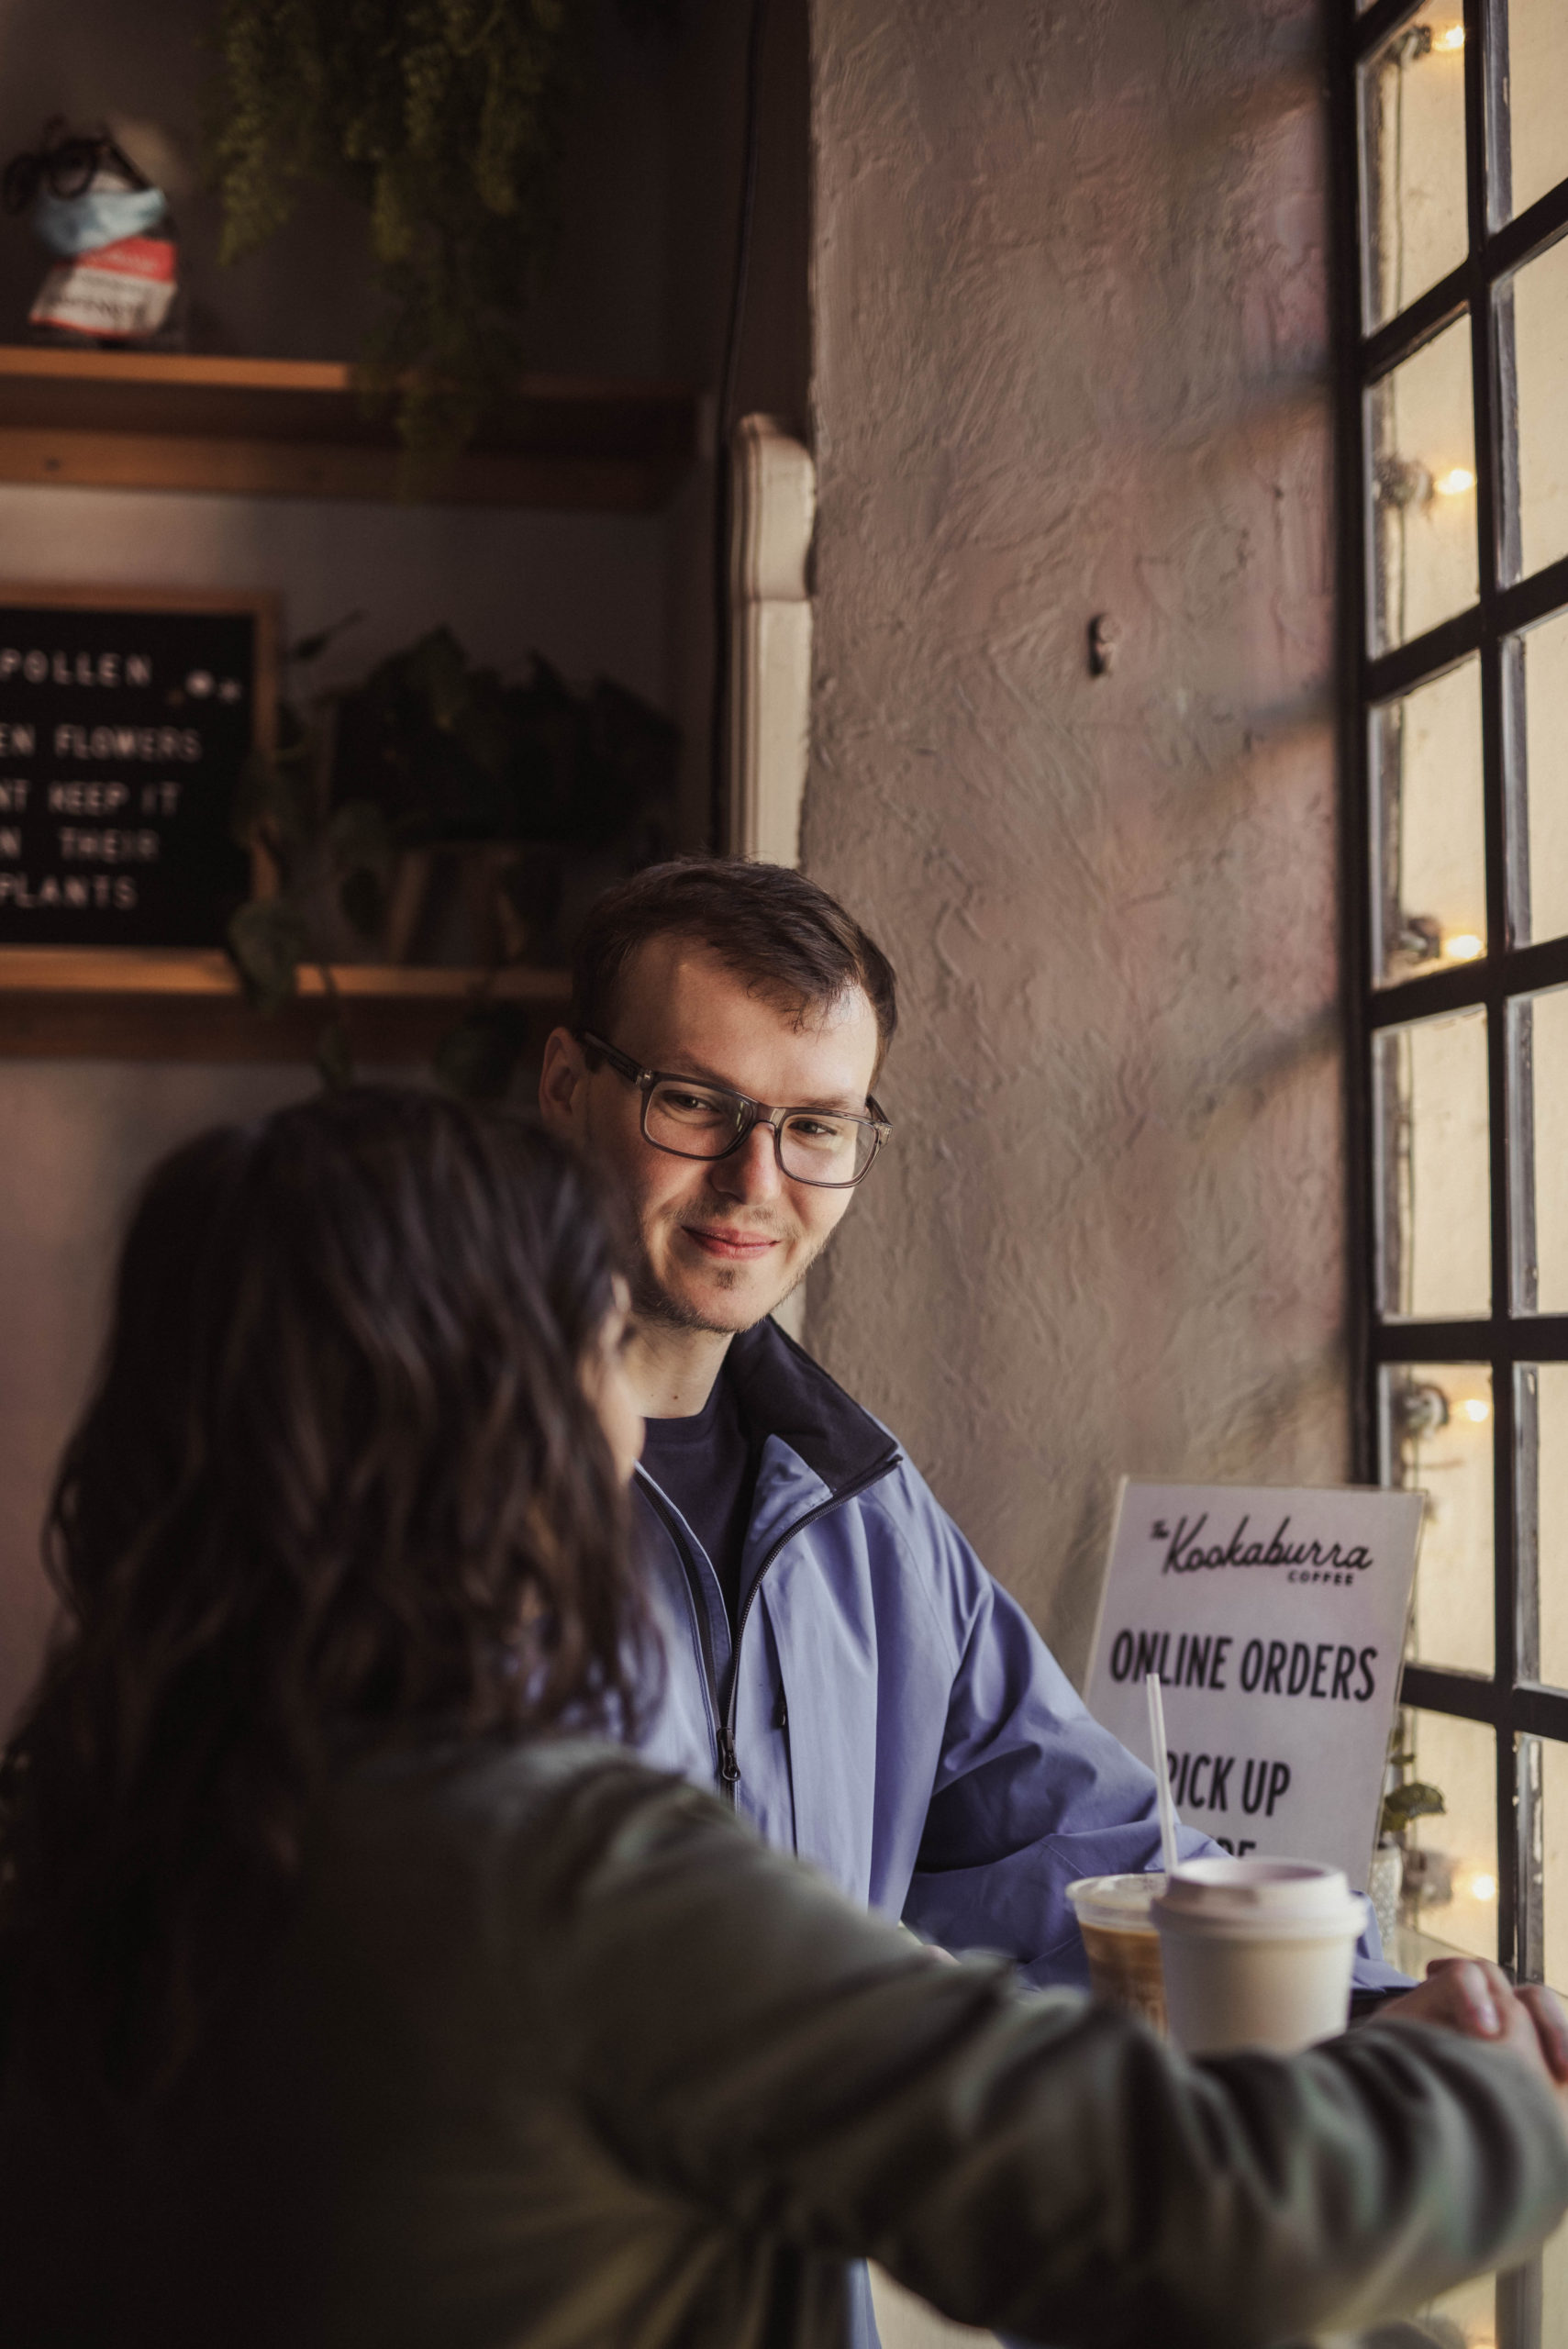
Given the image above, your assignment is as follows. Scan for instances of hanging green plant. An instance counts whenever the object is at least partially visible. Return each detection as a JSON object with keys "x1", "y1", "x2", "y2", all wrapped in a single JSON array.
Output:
[{"x1": 207, "y1": 0, "x2": 584, "y2": 456}]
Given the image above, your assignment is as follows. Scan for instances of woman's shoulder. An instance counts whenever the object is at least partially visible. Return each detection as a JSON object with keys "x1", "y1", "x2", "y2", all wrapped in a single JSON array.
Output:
[
  {"x1": 302, "y1": 1731, "x2": 774, "y2": 2064},
  {"x1": 322, "y1": 1730, "x2": 730, "y2": 1918}
]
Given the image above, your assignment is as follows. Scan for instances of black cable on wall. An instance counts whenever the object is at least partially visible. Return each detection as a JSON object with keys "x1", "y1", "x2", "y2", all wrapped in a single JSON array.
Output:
[{"x1": 708, "y1": 0, "x2": 771, "y2": 852}]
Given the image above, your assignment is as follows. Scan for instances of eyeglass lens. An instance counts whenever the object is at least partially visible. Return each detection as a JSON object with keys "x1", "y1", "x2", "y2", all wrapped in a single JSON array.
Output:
[
  {"x1": 644, "y1": 1079, "x2": 877, "y2": 1184},
  {"x1": 3, "y1": 136, "x2": 115, "y2": 216},
  {"x1": 44, "y1": 141, "x2": 105, "y2": 198}
]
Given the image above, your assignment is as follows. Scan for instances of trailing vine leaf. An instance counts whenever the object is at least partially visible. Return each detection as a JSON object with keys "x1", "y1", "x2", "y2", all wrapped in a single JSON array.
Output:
[
  {"x1": 229, "y1": 734, "x2": 319, "y2": 860},
  {"x1": 207, "y1": 0, "x2": 590, "y2": 457},
  {"x1": 228, "y1": 896, "x2": 309, "y2": 1011},
  {"x1": 288, "y1": 609, "x2": 366, "y2": 667},
  {"x1": 1380, "y1": 1781, "x2": 1446, "y2": 1840}
]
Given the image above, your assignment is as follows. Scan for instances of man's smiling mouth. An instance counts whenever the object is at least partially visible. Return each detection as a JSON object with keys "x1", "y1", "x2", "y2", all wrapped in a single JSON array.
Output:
[{"x1": 680, "y1": 1225, "x2": 781, "y2": 1261}]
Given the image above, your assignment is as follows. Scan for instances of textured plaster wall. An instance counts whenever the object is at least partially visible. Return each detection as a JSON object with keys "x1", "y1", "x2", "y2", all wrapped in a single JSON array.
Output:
[{"x1": 805, "y1": 0, "x2": 1350, "y2": 1681}]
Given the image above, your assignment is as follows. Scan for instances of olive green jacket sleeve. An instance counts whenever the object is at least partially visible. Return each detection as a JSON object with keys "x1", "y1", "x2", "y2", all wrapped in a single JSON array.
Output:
[{"x1": 521, "y1": 1753, "x2": 1568, "y2": 2349}]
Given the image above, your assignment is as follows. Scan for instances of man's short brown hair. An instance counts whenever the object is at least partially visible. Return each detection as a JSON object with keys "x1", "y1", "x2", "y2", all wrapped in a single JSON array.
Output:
[{"x1": 570, "y1": 859, "x2": 897, "y2": 1081}]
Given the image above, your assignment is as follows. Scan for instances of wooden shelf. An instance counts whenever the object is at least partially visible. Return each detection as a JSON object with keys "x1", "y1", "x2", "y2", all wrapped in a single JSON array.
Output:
[
  {"x1": 0, "y1": 349, "x2": 700, "y2": 508},
  {"x1": 0, "y1": 949, "x2": 570, "y2": 1061}
]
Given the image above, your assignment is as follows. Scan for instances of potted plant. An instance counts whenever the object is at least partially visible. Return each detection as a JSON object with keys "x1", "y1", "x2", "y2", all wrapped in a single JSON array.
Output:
[
  {"x1": 1369, "y1": 1721, "x2": 1446, "y2": 1951},
  {"x1": 228, "y1": 617, "x2": 677, "y2": 1091}
]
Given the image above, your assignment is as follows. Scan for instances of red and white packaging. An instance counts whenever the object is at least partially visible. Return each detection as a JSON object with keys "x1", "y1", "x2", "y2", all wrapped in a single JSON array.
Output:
[{"x1": 29, "y1": 233, "x2": 177, "y2": 342}]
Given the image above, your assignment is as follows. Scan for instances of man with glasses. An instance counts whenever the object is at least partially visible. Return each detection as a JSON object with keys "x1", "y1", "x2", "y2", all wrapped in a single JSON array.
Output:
[
  {"x1": 540, "y1": 854, "x2": 1388, "y2": 1920},
  {"x1": 541, "y1": 858, "x2": 1567, "y2": 2341}
]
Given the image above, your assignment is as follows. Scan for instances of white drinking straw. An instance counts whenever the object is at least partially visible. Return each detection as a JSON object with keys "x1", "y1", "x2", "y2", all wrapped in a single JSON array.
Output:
[{"x1": 1145, "y1": 1671, "x2": 1181, "y2": 1878}]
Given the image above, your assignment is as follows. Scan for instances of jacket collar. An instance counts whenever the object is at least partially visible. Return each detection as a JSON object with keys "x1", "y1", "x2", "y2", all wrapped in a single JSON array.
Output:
[{"x1": 721, "y1": 1316, "x2": 899, "y2": 1499}]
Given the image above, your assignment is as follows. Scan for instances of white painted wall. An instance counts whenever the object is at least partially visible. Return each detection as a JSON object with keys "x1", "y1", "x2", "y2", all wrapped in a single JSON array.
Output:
[{"x1": 0, "y1": 481, "x2": 673, "y2": 706}]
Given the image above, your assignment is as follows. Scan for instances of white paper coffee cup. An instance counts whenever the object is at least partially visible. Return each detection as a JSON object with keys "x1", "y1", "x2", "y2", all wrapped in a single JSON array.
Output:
[{"x1": 1152, "y1": 1857, "x2": 1365, "y2": 2055}]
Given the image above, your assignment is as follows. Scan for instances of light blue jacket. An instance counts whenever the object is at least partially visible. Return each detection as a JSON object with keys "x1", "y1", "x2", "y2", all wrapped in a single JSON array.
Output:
[{"x1": 636, "y1": 1318, "x2": 1403, "y2": 1990}]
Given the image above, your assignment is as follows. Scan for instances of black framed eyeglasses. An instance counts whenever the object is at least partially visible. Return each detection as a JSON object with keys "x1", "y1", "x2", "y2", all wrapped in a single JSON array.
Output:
[
  {"x1": 2, "y1": 120, "x2": 152, "y2": 217},
  {"x1": 582, "y1": 1032, "x2": 892, "y2": 1189}
]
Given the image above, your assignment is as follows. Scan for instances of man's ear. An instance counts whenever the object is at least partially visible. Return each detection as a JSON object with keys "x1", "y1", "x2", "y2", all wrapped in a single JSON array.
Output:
[{"x1": 539, "y1": 1027, "x2": 587, "y2": 1136}]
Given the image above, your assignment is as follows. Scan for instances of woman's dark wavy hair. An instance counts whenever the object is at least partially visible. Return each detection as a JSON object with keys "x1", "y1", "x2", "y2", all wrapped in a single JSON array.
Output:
[{"x1": 0, "y1": 1086, "x2": 648, "y2": 2099}]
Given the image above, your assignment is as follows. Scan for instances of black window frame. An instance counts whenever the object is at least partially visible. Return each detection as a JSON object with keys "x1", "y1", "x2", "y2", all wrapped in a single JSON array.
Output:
[
  {"x1": 1326, "y1": 7, "x2": 1568, "y2": 2333},
  {"x1": 1333, "y1": 0, "x2": 1568, "y2": 2043}
]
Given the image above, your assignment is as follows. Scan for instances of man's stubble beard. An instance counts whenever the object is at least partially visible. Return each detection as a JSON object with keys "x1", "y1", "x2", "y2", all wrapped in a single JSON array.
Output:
[{"x1": 630, "y1": 1222, "x2": 836, "y2": 1337}]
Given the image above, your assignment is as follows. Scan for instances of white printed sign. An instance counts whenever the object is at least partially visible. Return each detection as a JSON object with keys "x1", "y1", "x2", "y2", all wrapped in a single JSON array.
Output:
[
  {"x1": 1084, "y1": 1480, "x2": 1424, "y2": 1890},
  {"x1": 30, "y1": 234, "x2": 177, "y2": 342}
]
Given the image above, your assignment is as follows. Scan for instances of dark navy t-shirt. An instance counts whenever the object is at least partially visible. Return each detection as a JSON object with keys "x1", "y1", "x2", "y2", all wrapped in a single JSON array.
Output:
[{"x1": 639, "y1": 1363, "x2": 762, "y2": 1631}]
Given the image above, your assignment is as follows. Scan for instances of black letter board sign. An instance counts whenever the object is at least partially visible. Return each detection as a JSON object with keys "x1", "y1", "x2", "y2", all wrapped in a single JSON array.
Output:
[{"x1": 0, "y1": 587, "x2": 275, "y2": 948}]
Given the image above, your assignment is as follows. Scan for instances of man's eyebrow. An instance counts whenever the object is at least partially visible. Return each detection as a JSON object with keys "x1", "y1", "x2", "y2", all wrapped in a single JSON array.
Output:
[
  {"x1": 656, "y1": 1055, "x2": 868, "y2": 1113},
  {"x1": 654, "y1": 1053, "x2": 745, "y2": 1091},
  {"x1": 791, "y1": 1093, "x2": 873, "y2": 1116}
]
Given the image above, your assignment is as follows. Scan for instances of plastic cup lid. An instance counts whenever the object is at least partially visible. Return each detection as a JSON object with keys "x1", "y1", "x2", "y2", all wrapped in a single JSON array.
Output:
[
  {"x1": 1153, "y1": 1857, "x2": 1366, "y2": 1941},
  {"x1": 1066, "y1": 1872, "x2": 1165, "y2": 1931}
]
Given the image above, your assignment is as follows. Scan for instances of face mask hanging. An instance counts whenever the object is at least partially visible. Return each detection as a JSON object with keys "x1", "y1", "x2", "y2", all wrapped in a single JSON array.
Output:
[{"x1": 3, "y1": 120, "x2": 181, "y2": 348}]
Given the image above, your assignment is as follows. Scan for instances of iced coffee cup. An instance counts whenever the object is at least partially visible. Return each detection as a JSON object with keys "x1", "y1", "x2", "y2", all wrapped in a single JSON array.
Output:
[
  {"x1": 1067, "y1": 1873, "x2": 1167, "y2": 2033},
  {"x1": 1152, "y1": 1858, "x2": 1366, "y2": 2056}
]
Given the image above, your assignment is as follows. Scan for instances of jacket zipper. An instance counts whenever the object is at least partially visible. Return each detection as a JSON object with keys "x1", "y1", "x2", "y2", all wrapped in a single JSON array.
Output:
[
  {"x1": 636, "y1": 1475, "x2": 724, "y2": 1765},
  {"x1": 716, "y1": 1452, "x2": 899, "y2": 1803},
  {"x1": 640, "y1": 1449, "x2": 901, "y2": 1803}
]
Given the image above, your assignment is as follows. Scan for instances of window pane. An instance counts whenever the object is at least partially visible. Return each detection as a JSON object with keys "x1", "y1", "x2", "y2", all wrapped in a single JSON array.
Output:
[
  {"x1": 1518, "y1": 607, "x2": 1568, "y2": 945},
  {"x1": 1504, "y1": 0, "x2": 1568, "y2": 222},
  {"x1": 1370, "y1": 317, "x2": 1478, "y2": 651},
  {"x1": 1508, "y1": 232, "x2": 1568, "y2": 585},
  {"x1": 1519, "y1": 1364, "x2": 1568, "y2": 1687},
  {"x1": 1546, "y1": 2216, "x2": 1568, "y2": 2349},
  {"x1": 1375, "y1": 1007, "x2": 1492, "y2": 1319},
  {"x1": 1511, "y1": 984, "x2": 1568, "y2": 1311},
  {"x1": 1401, "y1": 1708, "x2": 1499, "y2": 1961},
  {"x1": 1415, "y1": 2275, "x2": 1496, "y2": 2349},
  {"x1": 1383, "y1": 1365, "x2": 1495, "y2": 1675},
  {"x1": 1359, "y1": 6, "x2": 1469, "y2": 331},
  {"x1": 1373, "y1": 657, "x2": 1486, "y2": 985},
  {"x1": 1545, "y1": 1735, "x2": 1568, "y2": 1995}
]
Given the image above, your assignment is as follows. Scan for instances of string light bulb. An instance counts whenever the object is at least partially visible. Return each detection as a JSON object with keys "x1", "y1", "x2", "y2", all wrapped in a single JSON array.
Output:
[
  {"x1": 1437, "y1": 24, "x2": 1465, "y2": 49},
  {"x1": 1444, "y1": 931, "x2": 1484, "y2": 961},
  {"x1": 1434, "y1": 466, "x2": 1476, "y2": 496},
  {"x1": 1471, "y1": 1872, "x2": 1498, "y2": 1903},
  {"x1": 1462, "y1": 1398, "x2": 1491, "y2": 1423}
]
